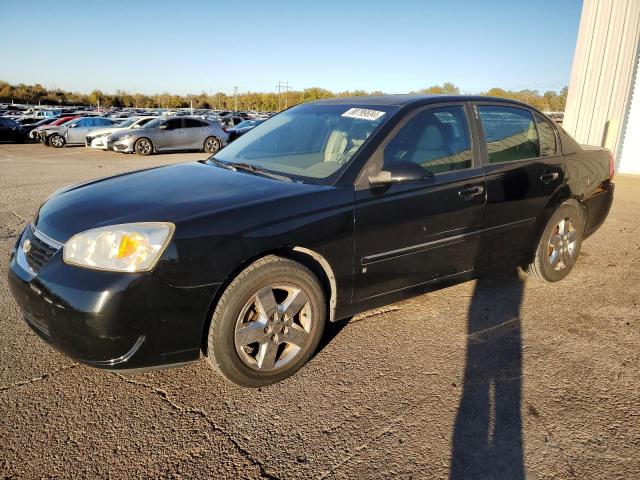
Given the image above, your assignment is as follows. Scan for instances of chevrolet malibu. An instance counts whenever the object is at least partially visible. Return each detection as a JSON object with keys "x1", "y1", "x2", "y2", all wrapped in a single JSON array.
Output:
[{"x1": 8, "y1": 95, "x2": 614, "y2": 386}]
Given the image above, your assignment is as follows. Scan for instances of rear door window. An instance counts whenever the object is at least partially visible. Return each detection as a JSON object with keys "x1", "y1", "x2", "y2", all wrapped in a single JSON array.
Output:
[
  {"x1": 477, "y1": 105, "x2": 540, "y2": 163},
  {"x1": 384, "y1": 105, "x2": 473, "y2": 174},
  {"x1": 165, "y1": 119, "x2": 183, "y2": 130}
]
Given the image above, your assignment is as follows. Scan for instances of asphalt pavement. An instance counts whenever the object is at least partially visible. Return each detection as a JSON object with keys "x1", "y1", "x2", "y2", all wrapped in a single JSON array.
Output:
[{"x1": 1, "y1": 143, "x2": 638, "y2": 479}]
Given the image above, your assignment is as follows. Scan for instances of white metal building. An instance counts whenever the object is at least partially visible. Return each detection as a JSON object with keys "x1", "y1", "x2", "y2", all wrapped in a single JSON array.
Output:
[{"x1": 564, "y1": 0, "x2": 640, "y2": 174}]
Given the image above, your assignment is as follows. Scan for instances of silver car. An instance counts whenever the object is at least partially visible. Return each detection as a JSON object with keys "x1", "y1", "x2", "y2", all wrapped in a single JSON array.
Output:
[
  {"x1": 106, "y1": 116, "x2": 229, "y2": 155},
  {"x1": 44, "y1": 117, "x2": 117, "y2": 148}
]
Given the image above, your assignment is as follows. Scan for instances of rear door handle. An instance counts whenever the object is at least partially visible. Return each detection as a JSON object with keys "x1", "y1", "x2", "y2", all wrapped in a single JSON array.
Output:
[
  {"x1": 458, "y1": 185, "x2": 484, "y2": 199},
  {"x1": 540, "y1": 172, "x2": 559, "y2": 184}
]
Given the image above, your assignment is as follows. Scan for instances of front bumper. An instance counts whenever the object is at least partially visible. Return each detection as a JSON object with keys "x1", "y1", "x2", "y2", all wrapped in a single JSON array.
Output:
[
  {"x1": 8, "y1": 226, "x2": 219, "y2": 370},
  {"x1": 88, "y1": 136, "x2": 108, "y2": 149},
  {"x1": 106, "y1": 136, "x2": 135, "y2": 152}
]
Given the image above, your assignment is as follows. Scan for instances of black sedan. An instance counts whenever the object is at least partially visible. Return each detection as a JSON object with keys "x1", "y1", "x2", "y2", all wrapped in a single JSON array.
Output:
[
  {"x1": 0, "y1": 117, "x2": 26, "y2": 142},
  {"x1": 8, "y1": 95, "x2": 614, "y2": 386}
]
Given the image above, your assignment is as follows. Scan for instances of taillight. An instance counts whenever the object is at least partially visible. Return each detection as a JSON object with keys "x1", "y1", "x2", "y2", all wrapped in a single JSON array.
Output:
[{"x1": 609, "y1": 152, "x2": 615, "y2": 180}]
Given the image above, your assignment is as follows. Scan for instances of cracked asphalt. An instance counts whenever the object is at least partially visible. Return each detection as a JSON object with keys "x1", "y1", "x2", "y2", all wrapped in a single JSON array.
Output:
[{"x1": 1, "y1": 143, "x2": 639, "y2": 479}]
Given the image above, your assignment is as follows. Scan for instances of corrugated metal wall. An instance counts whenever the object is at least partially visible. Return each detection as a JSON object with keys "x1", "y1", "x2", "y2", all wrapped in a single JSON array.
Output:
[
  {"x1": 618, "y1": 53, "x2": 639, "y2": 174},
  {"x1": 563, "y1": 0, "x2": 640, "y2": 170}
]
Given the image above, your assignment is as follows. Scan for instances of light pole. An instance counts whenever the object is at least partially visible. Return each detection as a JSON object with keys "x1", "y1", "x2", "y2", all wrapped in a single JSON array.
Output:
[{"x1": 234, "y1": 86, "x2": 238, "y2": 111}]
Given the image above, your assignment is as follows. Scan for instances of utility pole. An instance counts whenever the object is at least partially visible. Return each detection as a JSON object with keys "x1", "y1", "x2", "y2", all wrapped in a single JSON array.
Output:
[
  {"x1": 276, "y1": 81, "x2": 291, "y2": 111},
  {"x1": 234, "y1": 86, "x2": 238, "y2": 111}
]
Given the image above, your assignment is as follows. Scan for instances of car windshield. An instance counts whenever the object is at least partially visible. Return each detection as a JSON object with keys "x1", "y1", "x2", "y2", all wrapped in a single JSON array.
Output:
[
  {"x1": 115, "y1": 118, "x2": 137, "y2": 128},
  {"x1": 213, "y1": 104, "x2": 397, "y2": 183}
]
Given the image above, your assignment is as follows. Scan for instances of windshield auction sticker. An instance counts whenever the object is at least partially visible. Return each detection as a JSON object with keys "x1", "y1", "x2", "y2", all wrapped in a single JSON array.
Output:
[{"x1": 341, "y1": 108, "x2": 386, "y2": 121}]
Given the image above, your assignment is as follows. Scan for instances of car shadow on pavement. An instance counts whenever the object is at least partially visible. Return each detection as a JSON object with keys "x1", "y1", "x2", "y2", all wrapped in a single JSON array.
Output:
[
  {"x1": 450, "y1": 267, "x2": 525, "y2": 480},
  {"x1": 313, "y1": 316, "x2": 351, "y2": 360}
]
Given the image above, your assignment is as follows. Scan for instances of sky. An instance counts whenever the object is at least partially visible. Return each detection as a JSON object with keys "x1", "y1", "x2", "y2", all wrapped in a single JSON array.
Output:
[{"x1": 0, "y1": 0, "x2": 584, "y2": 96}]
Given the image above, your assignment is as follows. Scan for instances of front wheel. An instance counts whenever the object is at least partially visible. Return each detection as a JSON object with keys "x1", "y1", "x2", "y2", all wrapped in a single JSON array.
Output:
[
  {"x1": 526, "y1": 202, "x2": 584, "y2": 282},
  {"x1": 49, "y1": 134, "x2": 65, "y2": 148},
  {"x1": 203, "y1": 136, "x2": 221, "y2": 154},
  {"x1": 207, "y1": 255, "x2": 326, "y2": 387},
  {"x1": 134, "y1": 138, "x2": 153, "y2": 156}
]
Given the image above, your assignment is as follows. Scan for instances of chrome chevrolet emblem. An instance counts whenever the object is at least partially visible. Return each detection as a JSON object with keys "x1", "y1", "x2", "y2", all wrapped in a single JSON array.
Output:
[{"x1": 22, "y1": 239, "x2": 32, "y2": 254}]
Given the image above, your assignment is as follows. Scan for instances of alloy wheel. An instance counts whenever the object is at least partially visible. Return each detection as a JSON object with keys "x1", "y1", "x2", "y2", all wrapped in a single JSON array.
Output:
[
  {"x1": 547, "y1": 218, "x2": 578, "y2": 271},
  {"x1": 234, "y1": 283, "x2": 313, "y2": 371},
  {"x1": 136, "y1": 139, "x2": 152, "y2": 155},
  {"x1": 205, "y1": 137, "x2": 220, "y2": 153}
]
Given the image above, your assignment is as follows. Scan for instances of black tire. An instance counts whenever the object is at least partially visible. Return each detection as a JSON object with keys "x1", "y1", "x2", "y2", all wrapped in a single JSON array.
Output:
[
  {"x1": 203, "y1": 136, "x2": 221, "y2": 154},
  {"x1": 49, "y1": 133, "x2": 65, "y2": 148},
  {"x1": 207, "y1": 255, "x2": 326, "y2": 387},
  {"x1": 134, "y1": 137, "x2": 153, "y2": 156},
  {"x1": 526, "y1": 202, "x2": 584, "y2": 282}
]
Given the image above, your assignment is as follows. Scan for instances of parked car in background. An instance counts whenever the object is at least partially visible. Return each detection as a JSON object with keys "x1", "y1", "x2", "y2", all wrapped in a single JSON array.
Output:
[
  {"x1": 7, "y1": 95, "x2": 614, "y2": 386},
  {"x1": 0, "y1": 117, "x2": 25, "y2": 142},
  {"x1": 31, "y1": 116, "x2": 81, "y2": 143},
  {"x1": 85, "y1": 116, "x2": 157, "y2": 149},
  {"x1": 219, "y1": 115, "x2": 245, "y2": 129},
  {"x1": 546, "y1": 112, "x2": 564, "y2": 125},
  {"x1": 16, "y1": 117, "x2": 48, "y2": 126},
  {"x1": 19, "y1": 117, "x2": 60, "y2": 140},
  {"x1": 25, "y1": 109, "x2": 61, "y2": 119},
  {"x1": 226, "y1": 119, "x2": 264, "y2": 142},
  {"x1": 107, "y1": 116, "x2": 228, "y2": 155},
  {"x1": 44, "y1": 117, "x2": 117, "y2": 148}
]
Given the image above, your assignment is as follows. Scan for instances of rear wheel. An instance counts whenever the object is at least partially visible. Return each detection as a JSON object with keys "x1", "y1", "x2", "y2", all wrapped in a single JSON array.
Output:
[
  {"x1": 49, "y1": 134, "x2": 65, "y2": 148},
  {"x1": 134, "y1": 138, "x2": 153, "y2": 156},
  {"x1": 203, "y1": 136, "x2": 220, "y2": 154},
  {"x1": 207, "y1": 255, "x2": 326, "y2": 387},
  {"x1": 526, "y1": 202, "x2": 584, "y2": 282}
]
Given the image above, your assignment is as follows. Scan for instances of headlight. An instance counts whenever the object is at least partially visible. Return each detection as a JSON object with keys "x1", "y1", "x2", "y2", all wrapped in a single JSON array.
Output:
[
  {"x1": 112, "y1": 134, "x2": 131, "y2": 142},
  {"x1": 63, "y1": 222, "x2": 174, "y2": 272}
]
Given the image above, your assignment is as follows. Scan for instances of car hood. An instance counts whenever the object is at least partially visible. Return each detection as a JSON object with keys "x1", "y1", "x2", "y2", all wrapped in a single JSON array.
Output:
[
  {"x1": 88, "y1": 126, "x2": 123, "y2": 137},
  {"x1": 42, "y1": 125, "x2": 67, "y2": 134},
  {"x1": 36, "y1": 161, "x2": 327, "y2": 242},
  {"x1": 109, "y1": 127, "x2": 154, "y2": 140}
]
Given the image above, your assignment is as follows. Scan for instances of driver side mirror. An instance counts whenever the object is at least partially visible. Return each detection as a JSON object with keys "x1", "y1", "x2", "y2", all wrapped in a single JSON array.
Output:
[
  {"x1": 158, "y1": 124, "x2": 168, "y2": 130},
  {"x1": 68, "y1": 124, "x2": 77, "y2": 128}
]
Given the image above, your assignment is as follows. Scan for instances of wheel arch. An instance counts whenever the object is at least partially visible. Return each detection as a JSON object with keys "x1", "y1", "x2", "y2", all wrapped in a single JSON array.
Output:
[
  {"x1": 525, "y1": 189, "x2": 586, "y2": 267},
  {"x1": 200, "y1": 246, "x2": 337, "y2": 354}
]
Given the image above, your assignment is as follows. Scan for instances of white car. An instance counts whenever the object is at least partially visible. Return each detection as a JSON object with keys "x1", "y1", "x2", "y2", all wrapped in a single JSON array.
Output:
[{"x1": 85, "y1": 116, "x2": 157, "y2": 149}]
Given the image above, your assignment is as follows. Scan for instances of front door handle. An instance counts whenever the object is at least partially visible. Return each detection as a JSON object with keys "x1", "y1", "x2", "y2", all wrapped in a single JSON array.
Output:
[
  {"x1": 540, "y1": 172, "x2": 559, "y2": 184},
  {"x1": 458, "y1": 185, "x2": 484, "y2": 199}
]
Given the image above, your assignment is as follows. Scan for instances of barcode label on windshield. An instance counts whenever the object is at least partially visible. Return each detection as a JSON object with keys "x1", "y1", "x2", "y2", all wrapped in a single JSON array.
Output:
[{"x1": 341, "y1": 108, "x2": 386, "y2": 121}]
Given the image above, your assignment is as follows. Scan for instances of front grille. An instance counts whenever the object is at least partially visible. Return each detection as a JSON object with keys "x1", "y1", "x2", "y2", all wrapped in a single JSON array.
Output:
[{"x1": 24, "y1": 229, "x2": 60, "y2": 273}]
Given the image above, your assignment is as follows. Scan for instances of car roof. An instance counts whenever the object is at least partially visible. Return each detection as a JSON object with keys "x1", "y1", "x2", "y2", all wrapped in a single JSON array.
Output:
[{"x1": 310, "y1": 94, "x2": 533, "y2": 109}]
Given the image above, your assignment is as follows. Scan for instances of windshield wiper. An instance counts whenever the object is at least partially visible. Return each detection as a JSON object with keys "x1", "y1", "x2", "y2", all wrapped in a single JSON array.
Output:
[
  {"x1": 207, "y1": 157, "x2": 236, "y2": 171},
  {"x1": 223, "y1": 161, "x2": 293, "y2": 182}
]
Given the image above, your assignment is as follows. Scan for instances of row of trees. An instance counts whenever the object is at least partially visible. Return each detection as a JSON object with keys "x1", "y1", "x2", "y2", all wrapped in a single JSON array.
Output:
[{"x1": 0, "y1": 81, "x2": 569, "y2": 112}]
